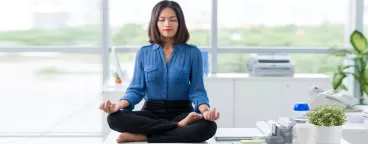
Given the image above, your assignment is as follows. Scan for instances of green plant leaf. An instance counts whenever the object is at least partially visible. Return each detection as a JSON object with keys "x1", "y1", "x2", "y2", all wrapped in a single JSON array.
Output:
[
  {"x1": 351, "y1": 73, "x2": 362, "y2": 83},
  {"x1": 350, "y1": 30, "x2": 368, "y2": 54},
  {"x1": 339, "y1": 84, "x2": 348, "y2": 90},
  {"x1": 363, "y1": 85, "x2": 368, "y2": 97},
  {"x1": 338, "y1": 65, "x2": 353, "y2": 71},
  {"x1": 364, "y1": 72, "x2": 368, "y2": 83},
  {"x1": 332, "y1": 73, "x2": 347, "y2": 90}
]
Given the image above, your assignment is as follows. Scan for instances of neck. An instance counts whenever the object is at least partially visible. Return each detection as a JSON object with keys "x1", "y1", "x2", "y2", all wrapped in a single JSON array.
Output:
[{"x1": 163, "y1": 39, "x2": 174, "y2": 48}]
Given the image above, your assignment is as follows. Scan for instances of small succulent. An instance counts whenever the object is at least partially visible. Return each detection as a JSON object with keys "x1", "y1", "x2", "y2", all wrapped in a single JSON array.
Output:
[{"x1": 306, "y1": 105, "x2": 347, "y2": 127}]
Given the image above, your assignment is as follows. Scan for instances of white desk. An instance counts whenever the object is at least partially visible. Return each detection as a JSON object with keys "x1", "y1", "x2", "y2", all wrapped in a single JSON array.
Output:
[
  {"x1": 340, "y1": 105, "x2": 368, "y2": 144},
  {"x1": 103, "y1": 128, "x2": 351, "y2": 144}
]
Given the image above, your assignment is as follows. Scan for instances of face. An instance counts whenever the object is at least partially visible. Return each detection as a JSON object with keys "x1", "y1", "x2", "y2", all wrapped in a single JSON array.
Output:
[{"x1": 157, "y1": 8, "x2": 179, "y2": 41}]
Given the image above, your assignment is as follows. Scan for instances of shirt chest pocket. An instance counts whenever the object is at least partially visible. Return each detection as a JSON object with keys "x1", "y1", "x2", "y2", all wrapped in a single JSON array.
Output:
[
  {"x1": 144, "y1": 66, "x2": 159, "y2": 82},
  {"x1": 172, "y1": 67, "x2": 189, "y2": 84}
]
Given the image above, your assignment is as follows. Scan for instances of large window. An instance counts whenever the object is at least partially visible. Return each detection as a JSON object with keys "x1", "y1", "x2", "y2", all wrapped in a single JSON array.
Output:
[
  {"x1": 109, "y1": 0, "x2": 211, "y2": 47},
  {"x1": 0, "y1": 53, "x2": 102, "y2": 133},
  {"x1": 0, "y1": 0, "x2": 101, "y2": 46},
  {"x1": 218, "y1": 0, "x2": 348, "y2": 47},
  {"x1": 0, "y1": 1, "x2": 365, "y2": 143}
]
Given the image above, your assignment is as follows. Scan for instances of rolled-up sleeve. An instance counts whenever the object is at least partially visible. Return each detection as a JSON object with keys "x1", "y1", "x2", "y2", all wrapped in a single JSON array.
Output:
[
  {"x1": 120, "y1": 48, "x2": 145, "y2": 111},
  {"x1": 189, "y1": 47, "x2": 210, "y2": 113}
]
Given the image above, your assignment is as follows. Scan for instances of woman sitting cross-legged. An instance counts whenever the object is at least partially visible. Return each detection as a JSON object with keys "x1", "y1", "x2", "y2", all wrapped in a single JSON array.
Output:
[{"x1": 99, "y1": 0, "x2": 220, "y2": 143}]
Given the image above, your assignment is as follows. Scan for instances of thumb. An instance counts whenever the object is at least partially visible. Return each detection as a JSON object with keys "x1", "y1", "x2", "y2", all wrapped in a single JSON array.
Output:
[
  {"x1": 106, "y1": 100, "x2": 112, "y2": 105},
  {"x1": 113, "y1": 103, "x2": 120, "y2": 112}
]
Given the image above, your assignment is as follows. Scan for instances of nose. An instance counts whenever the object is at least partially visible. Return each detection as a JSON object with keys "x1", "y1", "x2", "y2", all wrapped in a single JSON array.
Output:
[{"x1": 164, "y1": 20, "x2": 171, "y2": 28}]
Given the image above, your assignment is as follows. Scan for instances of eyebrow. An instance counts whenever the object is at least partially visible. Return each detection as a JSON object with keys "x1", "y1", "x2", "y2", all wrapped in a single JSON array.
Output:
[{"x1": 159, "y1": 16, "x2": 177, "y2": 19}]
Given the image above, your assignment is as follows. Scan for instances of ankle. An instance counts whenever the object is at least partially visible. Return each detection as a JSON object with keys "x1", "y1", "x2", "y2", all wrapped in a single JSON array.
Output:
[{"x1": 177, "y1": 122, "x2": 185, "y2": 128}]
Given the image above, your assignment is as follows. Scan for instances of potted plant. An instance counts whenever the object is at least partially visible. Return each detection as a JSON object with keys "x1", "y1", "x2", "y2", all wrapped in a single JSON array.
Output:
[
  {"x1": 331, "y1": 30, "x2": 368, "y2": 105},
  {"x1": 306, "y1": 105, "x2": 347, "y2": 144},
  {"x1": 113, "y1": 72, "x2": 121, "y2": 84}
]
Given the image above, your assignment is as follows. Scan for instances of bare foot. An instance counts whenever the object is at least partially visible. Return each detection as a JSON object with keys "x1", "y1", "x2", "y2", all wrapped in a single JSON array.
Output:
[
  {"x1": 116, "y1": 133, "x2": 147, "y2": 143},
  {"x1": 177, "y1": 112, "x2": 203, "y2": 127}
]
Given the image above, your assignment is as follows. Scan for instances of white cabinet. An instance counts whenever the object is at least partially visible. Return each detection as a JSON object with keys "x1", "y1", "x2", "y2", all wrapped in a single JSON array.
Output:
[
  {"x1": 204, "y1": 78, "x2": 234, "y2": 128},
  {"x1": 234, "y1": 80, "x2": 282, "y2": 127},
  {"x1": 279, "y1": 80, "x2": 330, "y2": 117},
  {"x1": 204, "y1": 73, "x2": 331, "y2": 128}
]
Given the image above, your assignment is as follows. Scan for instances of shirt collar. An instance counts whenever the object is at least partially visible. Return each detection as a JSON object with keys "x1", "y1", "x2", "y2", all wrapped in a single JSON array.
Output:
[
  {"x1": 152, "y1": 43, "x2": 183, "y2": 51},
  {"x1": 152, "y1": 43, "x2": 160, "y2": 50}
]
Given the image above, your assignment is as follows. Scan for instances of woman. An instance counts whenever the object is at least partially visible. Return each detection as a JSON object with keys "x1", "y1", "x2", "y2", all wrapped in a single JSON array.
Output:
[{"x1": 99, "y1": 0, "x2": 220, "y2": 143}]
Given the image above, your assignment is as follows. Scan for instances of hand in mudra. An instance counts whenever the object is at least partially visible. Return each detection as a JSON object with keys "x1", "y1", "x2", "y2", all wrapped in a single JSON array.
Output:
[
  {"x1": 203, "y1": 107, "x2": 220, "y2": 121},
  {"x1": 99, "y1": 100, "x2": 120, "y2": 114}
]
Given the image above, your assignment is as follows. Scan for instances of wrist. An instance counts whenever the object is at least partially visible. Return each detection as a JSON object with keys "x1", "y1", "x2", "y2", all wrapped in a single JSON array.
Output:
[
  {"x1": 119, "y1": 100, "x2": 129, "y2": 109},
  {"x1": 201, "y1": 108, "x2": 210, "y2": 115}
]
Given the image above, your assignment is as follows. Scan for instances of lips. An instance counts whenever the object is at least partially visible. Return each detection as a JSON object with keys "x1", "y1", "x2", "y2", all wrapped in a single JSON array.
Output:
[{"x1": 164, "y1": 29, "x2": 171, "y2": 32}]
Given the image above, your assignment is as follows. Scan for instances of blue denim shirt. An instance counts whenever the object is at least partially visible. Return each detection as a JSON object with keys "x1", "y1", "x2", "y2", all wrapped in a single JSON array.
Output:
[{"x1": 120, "y1": 43, "x2": 209, "y2": 113}]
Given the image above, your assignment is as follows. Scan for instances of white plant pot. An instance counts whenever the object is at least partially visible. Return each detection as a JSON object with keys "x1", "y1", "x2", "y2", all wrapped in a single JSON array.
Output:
[{"x1": 315, "y1": 126, "x2": 342, "y2": 144}]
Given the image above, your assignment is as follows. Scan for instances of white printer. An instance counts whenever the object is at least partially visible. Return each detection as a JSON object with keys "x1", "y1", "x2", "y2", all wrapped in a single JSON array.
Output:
[{"x1": 247, "y1": 53, "x2": 294, "y2": 77}]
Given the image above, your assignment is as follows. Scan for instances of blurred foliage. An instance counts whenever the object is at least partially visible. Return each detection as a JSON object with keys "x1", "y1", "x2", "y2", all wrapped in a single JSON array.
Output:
[
  {"x1": 0, "y1": 23, "x2": 349, "y2": 75},
  {"x1": 0, "y1": 25, "x2": 100, "y2": 46},
  {"x1": 35, "y1": 67, "x2": 67, "y2": 75}
]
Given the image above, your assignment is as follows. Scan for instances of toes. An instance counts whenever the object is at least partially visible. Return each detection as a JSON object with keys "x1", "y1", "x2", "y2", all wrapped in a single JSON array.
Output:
[
  {"x1": 116, "y1": 137, "x2": 123, "y2": 143},
  {"x1": 117, "y1": 134, "x2": 125, "y2": 143}
]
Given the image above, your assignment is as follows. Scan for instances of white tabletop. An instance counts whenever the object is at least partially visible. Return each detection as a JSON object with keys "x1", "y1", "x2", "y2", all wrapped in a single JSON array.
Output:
[{"x1": 104, "y1": 129, "x2": 350, "y2": 144}]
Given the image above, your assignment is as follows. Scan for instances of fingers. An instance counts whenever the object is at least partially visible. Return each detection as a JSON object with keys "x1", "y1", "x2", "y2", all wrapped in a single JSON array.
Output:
[
  {"x1": 111, "y1": 103, "x2": 118, "y2": 112},
  {"x1": 215, "y1": 112, "x2": 220, "y2": 120},
  {"x1": 104, "y1": 100, "x2": 110, "y2": 110},
  {"x1": 99, "y1": 103, "x2": 104, "y2": 110},
  {"x1": 209, "y1": 109, "x2": 214, "y2": 120},
  {"x1": 210, "y1": 107, "x2": 216, "y2": 120},
  {"x1": 203, "y1": 107, "x2": 220, "y2": 121},
  {"x1": 101, "y1": 100, "x2": 114, "y2": 113},
  {"x1": 205, "y1": 112, "x2": 210, "y2": 120},
  {"x1": 104, "y1": 101, "x2": 110, "y2": 113}
]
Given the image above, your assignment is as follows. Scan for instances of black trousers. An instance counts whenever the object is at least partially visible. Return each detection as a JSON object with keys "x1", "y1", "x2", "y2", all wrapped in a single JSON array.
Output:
[{"x1": 107, "y1": 100, "x2": 217, "y2": 143}]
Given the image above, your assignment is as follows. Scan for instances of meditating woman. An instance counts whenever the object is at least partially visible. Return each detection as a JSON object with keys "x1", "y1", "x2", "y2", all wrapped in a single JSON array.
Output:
[{"x1": 99, "y1": 0, "x2": 220, "y2": 143}]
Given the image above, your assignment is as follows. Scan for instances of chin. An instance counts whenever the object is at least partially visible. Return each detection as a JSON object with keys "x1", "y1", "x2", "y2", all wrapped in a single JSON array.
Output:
[{"x1": 162, "y1": 35, "x2": 175, "y2": 39}]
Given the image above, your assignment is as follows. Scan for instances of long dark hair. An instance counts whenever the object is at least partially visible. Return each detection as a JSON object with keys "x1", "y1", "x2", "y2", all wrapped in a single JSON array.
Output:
[{"x1": 148, "y1": 0, "x2": 190, "y2": 46}]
